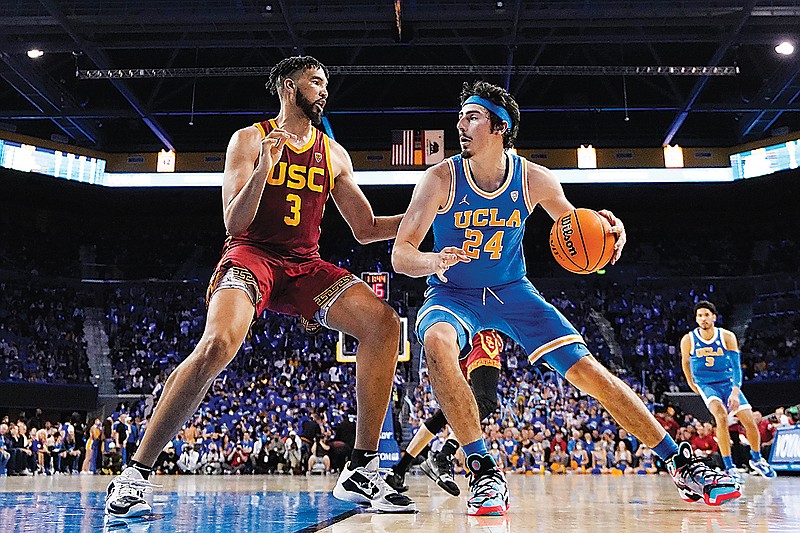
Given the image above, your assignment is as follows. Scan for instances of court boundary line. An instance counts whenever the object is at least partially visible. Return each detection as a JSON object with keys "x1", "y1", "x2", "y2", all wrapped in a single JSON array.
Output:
[{"x1": 295, "y1": 507, "x2": 362, "y2": 533}]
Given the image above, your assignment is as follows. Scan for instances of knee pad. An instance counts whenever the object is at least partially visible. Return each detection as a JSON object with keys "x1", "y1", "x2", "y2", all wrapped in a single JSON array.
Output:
[
  {"x1": 469, "y1": 364, "x2": 501, "y2": 422},
  {"x1": 475, "y1": 393, "x2": 499, "y2": 422},
  {"x1": 424, "y1": 410, "x2": 448, "y2": 434}
]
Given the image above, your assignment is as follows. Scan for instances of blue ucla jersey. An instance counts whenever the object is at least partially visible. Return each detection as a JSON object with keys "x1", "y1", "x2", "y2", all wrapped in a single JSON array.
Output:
[
  {"x1": 429, "y1": 152, "x2": 533, "y2": 289},
  {"x1": 689, "y1": 327, "x2": 732, "y2": 384}
]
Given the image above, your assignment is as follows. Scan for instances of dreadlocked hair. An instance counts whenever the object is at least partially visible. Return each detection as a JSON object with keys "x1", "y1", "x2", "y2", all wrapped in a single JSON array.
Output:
[
  {"x1": 459, "y1": 80, "x2": 520, "y2": 149},
  {"x1": 265, "y1": 56, "x2": 329, "y2": 96}
]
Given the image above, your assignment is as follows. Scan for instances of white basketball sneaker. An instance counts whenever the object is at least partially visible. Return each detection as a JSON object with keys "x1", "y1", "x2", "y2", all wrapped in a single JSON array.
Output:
[
  {"x1": 333, "y1": 457, "x2": 416, "y2": 513},
  {"x1": 749, "y1": 457, "x2": 777, "y2": 478},
  {"x1": 105, "y1": 466, "x2": 158, "y2": 517}
]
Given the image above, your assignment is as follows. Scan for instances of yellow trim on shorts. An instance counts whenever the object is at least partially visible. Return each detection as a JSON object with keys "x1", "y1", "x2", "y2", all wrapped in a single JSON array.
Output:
[
  {"x1": 466, "y1": 356, "x2": 502, "y2": 376},
  {"x1": 313, "y1": 273, "x2": 359, "y2": 308},
  {"x1": 528, "y1": 334, "x2": 584, "y2": 363},
  {"x1": 415, "y1": 305, "x2": 472, "y2": 338}
]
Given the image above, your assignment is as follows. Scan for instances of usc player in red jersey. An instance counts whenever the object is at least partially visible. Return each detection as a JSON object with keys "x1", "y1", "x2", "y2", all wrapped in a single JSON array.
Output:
[{"x1": 105, "y1": 56, "x2": 414, "y2": 517}]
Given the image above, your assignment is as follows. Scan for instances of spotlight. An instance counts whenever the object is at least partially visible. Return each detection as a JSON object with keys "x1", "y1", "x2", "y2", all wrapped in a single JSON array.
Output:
[
  {"x1": 496, "y1": 1, "x2": 504, "y2": 8},
  {"x1": 775, "y1": 41, "x2": 794, "y2": 56},
  {"x1": 663, "y1": 145, "x2": 684, "y2": 168},
  {"x1": 27, "y1": 49, "x2": 44, "y2": 59},
  {"x1": 577, "y1": 145, "x2": 597, "y2": 169}
]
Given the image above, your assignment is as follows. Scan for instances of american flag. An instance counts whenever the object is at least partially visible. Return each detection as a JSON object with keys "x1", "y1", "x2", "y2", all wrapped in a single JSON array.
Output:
[{"x1": 391, "y1": 129, "x2": 414, "y2": 165}]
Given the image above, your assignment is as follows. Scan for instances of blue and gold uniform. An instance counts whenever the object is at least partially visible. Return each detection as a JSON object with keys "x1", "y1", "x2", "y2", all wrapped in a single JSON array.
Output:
[
  {"x1": 416, "y1": 152, "x2": 589, "y2": 375},
  {"x1": 689, "y1": 327, "x2": 749, "y2": 413}
]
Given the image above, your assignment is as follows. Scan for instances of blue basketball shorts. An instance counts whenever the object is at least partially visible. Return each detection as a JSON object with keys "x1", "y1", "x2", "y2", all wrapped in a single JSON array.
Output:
[
  {"x1": 415, "y1": 278, "x2": 590, "y2": 376},
  {"x1": 696, "y1": 380, "x2": 751, "y2": 414}
]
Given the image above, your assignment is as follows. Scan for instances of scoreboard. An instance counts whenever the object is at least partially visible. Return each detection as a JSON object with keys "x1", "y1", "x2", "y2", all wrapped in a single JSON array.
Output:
[
  {"x1": 361, "y1": 272, "x2": 389, "y2": 299},
  {"x1": 336, "y1": 272, "x2": 410, "y2": 363}
]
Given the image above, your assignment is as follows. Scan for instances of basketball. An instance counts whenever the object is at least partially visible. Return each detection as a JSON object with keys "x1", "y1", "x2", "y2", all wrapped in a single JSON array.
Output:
[{"x1": 549, "y1": 208, "x2": 615, "y2": 274}]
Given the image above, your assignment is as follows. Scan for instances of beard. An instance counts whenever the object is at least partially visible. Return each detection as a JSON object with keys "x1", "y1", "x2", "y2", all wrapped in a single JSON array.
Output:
[
  {"x1": 296, "y1": 89, "x2": 323, "y2": 125},
  {"x1": 460, "y1": 135, "x2": 474, "y2": 158}
]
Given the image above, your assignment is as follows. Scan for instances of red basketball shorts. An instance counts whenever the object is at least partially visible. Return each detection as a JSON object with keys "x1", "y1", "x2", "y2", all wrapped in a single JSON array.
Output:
[{"x1": 206, "y1": 241, "x2": 358, "y2": 332}]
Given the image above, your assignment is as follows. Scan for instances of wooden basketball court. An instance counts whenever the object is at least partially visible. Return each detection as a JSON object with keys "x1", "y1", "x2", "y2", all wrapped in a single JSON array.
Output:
[{"x1": 2, "y1": 472, "x2": 797, "y2": 532}]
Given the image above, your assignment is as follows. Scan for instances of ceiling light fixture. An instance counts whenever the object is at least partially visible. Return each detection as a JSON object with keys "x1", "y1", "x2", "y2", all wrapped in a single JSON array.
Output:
[
  {"x1": 775, "y1": 41, "x2": 794, "y2": 55},
  {"x1": 27, "y1": 49, "x2": 44, "y2": 59}
]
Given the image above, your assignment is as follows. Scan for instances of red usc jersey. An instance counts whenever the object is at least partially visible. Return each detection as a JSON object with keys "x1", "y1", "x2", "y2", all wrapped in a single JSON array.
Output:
[{"x1": 230, "y1": 119, "x2": 335, "y2": 259}]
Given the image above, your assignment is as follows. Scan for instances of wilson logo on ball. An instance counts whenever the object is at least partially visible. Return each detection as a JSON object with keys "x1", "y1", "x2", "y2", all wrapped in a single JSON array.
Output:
[
  {"x1": 560, "y1": 216, "x2": 578, "y2": 256},
  {"x1": 549, "y1": 208, "x2": 616, "y2": 274}
]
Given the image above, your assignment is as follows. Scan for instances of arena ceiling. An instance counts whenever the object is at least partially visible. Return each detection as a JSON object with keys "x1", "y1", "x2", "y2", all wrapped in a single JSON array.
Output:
[{"x1": 1, "y1": 0, "x2": 800, "y2": 153}]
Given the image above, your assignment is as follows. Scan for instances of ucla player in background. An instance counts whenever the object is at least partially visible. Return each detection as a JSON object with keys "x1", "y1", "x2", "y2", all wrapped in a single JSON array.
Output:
[
  {"x1": 681, "y1": 301, "x2": 777, "y2": 480},
  {"x1": 392, "y1": 80, "x2": 741, "y2": 514}
]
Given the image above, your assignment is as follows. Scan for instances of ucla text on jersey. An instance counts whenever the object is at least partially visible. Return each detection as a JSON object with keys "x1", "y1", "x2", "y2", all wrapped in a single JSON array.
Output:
[{"x1": 430, "y1": 152, "x2": 534, "y2": 289}]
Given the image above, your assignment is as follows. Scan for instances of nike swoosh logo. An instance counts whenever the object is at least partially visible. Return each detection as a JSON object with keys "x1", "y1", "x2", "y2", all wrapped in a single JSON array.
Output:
[{"x1": 344, "y1": 475, "x2": 379, "y2": 498}]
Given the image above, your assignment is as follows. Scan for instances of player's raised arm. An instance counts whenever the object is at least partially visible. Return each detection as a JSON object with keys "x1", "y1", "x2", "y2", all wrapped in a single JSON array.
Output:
[
  {"x1": 526, "y1": 160, "x2": 626, "y2": 264},
  {"x1": 222, "y1": 125, "x2": 296, "y2": 237},
  {"x1": 328, "y1": 139, "x2": 403, "y2": 244},
  {"x1": 392, "y1": 163, "x2": 470, "y2": 282},
  {"x1": 680, "y1": 333, "x2": 699, "y2": 394}
]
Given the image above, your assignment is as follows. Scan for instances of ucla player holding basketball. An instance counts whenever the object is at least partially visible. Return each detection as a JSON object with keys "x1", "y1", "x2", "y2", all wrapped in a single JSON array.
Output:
[
  {"x1": 681, "y1": 301, "x2": 776, "y2": 480},
  {"x1": 105, "y1": 56, "x2": 414, "y2": 517},
  {"x1": 392, "y1": 80, "x2": 741, "y2": 514}
]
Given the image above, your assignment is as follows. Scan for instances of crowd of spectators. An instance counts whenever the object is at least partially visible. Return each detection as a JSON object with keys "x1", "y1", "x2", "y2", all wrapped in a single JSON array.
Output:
[
  {"x1": 0, "y1": 277, "x2": 798, "y2": 479},
  {"x1": 4, "y1": 371, "x2": 798, "y2": 478},
  {"x1": 742, "y1": 314, "x2": 800, "y2": 380},
  {"x1": 1, "y1": 197, "x2": 798, "y2": 480},
  {"x1": 104, "y1": 283, "x2": 207, "y2": 394},
  {"x1": 0, "y1": 283, "x2": 90, "y2": 384},
  {"x1": 0, "y1": 273, "x2": 796, "y2": 393},
  {"x1": 0, "y1": 351, "x2": 365, "y2": 478}
]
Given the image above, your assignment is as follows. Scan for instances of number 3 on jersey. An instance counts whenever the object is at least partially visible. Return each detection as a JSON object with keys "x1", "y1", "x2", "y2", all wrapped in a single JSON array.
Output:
[
  {"x1": 463, "y1": 229, "x2": 504, "y2": 260},
  {"x1": 285, "y1": 193, "x2": 301, "y2": 226}
]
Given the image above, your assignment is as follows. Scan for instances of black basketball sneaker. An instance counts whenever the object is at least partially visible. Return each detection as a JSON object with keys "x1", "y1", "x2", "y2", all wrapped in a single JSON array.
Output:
[{"x1": 420, "y1": 449, "x2": 461, "y2": 496}]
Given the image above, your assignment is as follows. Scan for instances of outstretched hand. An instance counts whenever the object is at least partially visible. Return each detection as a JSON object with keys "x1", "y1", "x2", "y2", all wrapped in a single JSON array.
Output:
[
  {"x1": 598, "y1": 209, "x2": 626, "y2": 264},
  {"x1": 434, "y1": 246, "x2": 471, "y2": 283}
]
